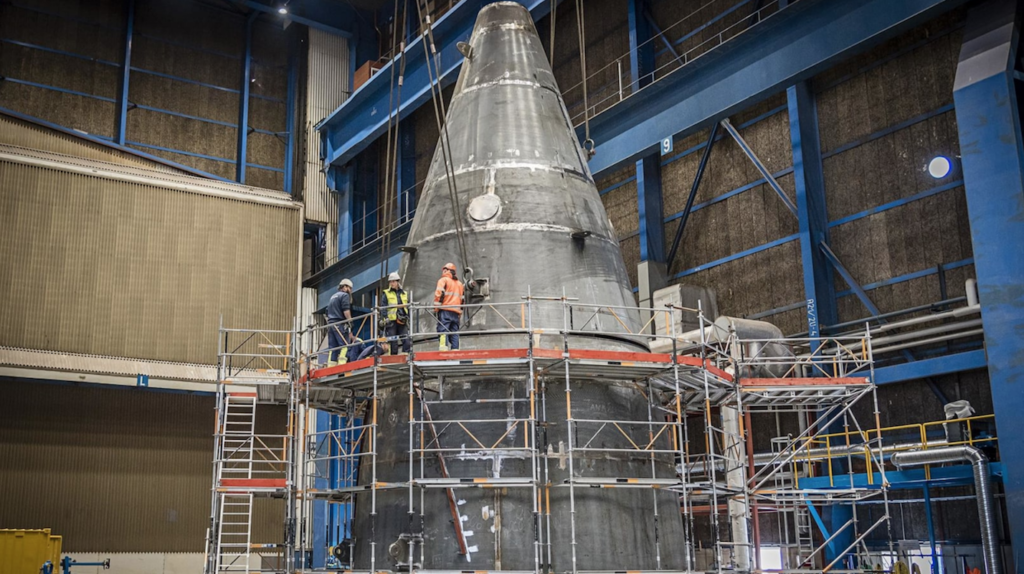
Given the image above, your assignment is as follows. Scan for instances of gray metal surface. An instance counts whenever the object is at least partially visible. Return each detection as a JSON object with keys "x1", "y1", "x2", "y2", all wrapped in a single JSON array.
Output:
[
  {"x1": 398, "y1": 1, "x2": 640, "y2": 348},
  {"x1": 355, "y1": 3, "x2": 684, "y2": 572}
]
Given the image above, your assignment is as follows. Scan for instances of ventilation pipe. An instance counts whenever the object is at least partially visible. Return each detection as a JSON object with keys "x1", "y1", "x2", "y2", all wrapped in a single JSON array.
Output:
[{"x1": 890, "y1": 446, "x2": 1001, "y2": 574}]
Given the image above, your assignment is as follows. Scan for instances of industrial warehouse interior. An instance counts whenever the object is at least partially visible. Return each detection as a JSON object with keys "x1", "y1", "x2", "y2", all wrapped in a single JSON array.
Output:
[{"x1": 1, "y1": 0, "x2": 1021, "y2": 573}]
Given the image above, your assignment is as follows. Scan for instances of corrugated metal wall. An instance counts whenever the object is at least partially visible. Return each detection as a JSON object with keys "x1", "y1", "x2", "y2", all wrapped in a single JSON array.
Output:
[
  {"x1": 0, "y1": 149, "x2": 301, "y2": 365},
  {"x1": 0, "y1": 379, "x2": 286, "y2": 551},
  {"x1": 303, "y1": 29, "x2": 350, "y2": 263}
]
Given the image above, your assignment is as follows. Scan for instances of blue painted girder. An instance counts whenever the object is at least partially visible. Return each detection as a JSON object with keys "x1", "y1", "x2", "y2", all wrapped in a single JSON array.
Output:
[
  {"x1": 579, "y1": 0, "x2": 968, "y2": 177},
  {"x1": 318, "y1": 0, "x2": 554, "y2": 170}
]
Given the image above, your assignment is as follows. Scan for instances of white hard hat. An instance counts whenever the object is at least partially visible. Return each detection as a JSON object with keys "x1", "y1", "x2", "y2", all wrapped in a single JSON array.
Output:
[
  {"x1": 388, "y1": 272, "x2": 401, "y2": 282},
  {"x1": 339, "y1": 278, "x2": 353, "y2": 289}
]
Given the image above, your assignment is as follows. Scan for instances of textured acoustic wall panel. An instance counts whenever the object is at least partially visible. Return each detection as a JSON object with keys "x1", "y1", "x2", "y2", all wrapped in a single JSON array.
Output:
[
  {"x1": 0, "y1": 147, "x2": 301, "y2": 365},
  {"x1": 0, "y1": 113, "x2": 187, "y2": 174},
  {"x1": 0, "y1": 380, "x2": 286, "y2": 552}
]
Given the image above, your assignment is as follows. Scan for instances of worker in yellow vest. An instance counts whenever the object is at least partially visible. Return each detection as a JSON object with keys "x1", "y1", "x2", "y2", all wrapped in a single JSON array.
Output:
[{"x1": 380, "y1": 272, "x2": 412, "y2": 354}]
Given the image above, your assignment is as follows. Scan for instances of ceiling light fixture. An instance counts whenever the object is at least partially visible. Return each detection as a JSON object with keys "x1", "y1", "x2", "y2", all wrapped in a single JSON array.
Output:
[{"x1": 927, "y1": 156, "x2": 952, "y2": 179}]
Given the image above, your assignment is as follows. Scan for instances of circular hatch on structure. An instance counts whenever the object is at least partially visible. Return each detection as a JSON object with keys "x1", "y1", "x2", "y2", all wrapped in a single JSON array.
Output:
[{"x1": 467, "y1": 194, "x2": 501, "y2": 222}]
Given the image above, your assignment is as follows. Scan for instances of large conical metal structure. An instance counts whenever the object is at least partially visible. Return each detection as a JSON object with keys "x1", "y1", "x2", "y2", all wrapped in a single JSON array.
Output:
[
  {"x1": 354, "y1": 3, "x2": 686, "y2": 572},
  {"x1": 398, "y1": 1, "x2": 640, "y2": 346}
]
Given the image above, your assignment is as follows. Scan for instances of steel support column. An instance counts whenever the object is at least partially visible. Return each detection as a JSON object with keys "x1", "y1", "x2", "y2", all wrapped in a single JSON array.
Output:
[
  {"x1": 284, "y1": 39, "x2": 298, "y2": 194},
  {"x1": 115, "y1": 0, "x2": 134, "y2": 145},
  {"x1": 397, "y1": 121, "x2": 416, "y2": 223},
  {"x1": 628, "y1": 0, "x2": 655, "y2": 90},
  {"x1": 787, "y1": 81, "x2": 836, "y2": 335},
  {"x1": 953, "y1": 0, "x2": 1024, "y2": 551},
  {"x1": 635, "y1": 156, "x2": 665, "y2": 262},
  {"x1": 236, "y1": 12, "x2": 256, "y2": 183},
  {"x1": 312, "y1": 409, "x2": 331, "y2": 568},
  {"x1": 629, "y1": 0, "x2": 665, "y2": 264},
  {"x1": 333, "y1": 165, "x2": 355, "y2": 258}
]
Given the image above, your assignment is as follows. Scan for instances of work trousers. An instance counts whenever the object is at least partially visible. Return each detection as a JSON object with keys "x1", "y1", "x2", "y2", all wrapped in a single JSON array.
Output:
[
  {"x1": 327, "y1": 321, "x2": 349, "y2": 363},
  {"x1": 437, "y1": 309, "x2": 461, "y2": 350},
  {"x1": 385, "y1": 322, "x2": 412, "y2": 354}
]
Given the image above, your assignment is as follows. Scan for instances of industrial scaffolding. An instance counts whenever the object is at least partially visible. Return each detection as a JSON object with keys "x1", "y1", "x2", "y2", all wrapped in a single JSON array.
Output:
[{"x1": 204, "y1": 297, "x2": 894, "y2": 574}]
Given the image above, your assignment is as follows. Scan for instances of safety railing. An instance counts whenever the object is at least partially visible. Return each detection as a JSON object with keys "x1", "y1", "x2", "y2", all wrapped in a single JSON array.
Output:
[
  {"x1": 774, "y1": 414, "x2": 999, "y2": 487},
  {"x1": 218, "y1": 325, "x2": 294, "y2": 382},
  {"x1": 563, "y1": 0, "x2": 792, "y2": 127},
  {"x1": 299, "y1": 297, "x2": 723, "y2": 368},
  {"x1": 217, "y1": 434, "x2": 293, "y2": 480},
  {"x1": 731, "y1": 334, "x2": 874, "y2": 379}
]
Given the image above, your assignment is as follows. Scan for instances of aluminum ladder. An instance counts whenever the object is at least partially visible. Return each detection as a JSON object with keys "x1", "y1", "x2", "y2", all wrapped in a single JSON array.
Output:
[{"x1": 213, "y1": 391, "x2": 258, "y2": 574}]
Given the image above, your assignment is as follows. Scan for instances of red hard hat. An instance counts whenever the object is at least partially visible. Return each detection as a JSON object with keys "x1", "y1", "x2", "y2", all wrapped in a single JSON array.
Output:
[{"x1": 443, "y1": 262, "x2": 456, "y2": 272}]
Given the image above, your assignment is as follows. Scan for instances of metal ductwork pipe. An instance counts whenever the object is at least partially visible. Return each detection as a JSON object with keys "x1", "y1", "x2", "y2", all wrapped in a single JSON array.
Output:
[{"x1": 890, "y1": 446, "x2": 1001, "y2": 574}]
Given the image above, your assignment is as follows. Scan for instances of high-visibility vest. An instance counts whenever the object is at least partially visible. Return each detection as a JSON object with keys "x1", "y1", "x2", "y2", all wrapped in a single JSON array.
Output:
[
  {"x1": 382, "y1": 288, "x2": 409, "y2": 322},
  {"x1": 434, "y1": 274, "x2": 464, "y2": 314}
]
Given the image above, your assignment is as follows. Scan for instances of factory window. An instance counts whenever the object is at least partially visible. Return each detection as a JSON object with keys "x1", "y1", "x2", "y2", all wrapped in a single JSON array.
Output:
[{"x1": 758, "y1": 547, "x2": 783, "y2": 570}]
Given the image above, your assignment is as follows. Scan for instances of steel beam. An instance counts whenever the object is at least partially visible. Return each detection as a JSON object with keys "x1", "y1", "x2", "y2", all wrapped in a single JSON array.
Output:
[
  {"x1": 580, "y1": 0, "x2": 968, "y2": 177},
  {"x1": 721, "y1": 118, "x2": 797, "y2": 216},
  {"x1": 666, "y1": 122, "x2": 718, "y2": 266},
  {"x1": 284, "y1": 41, "x2": 298, "y2": 194},
  {"x1": 318, "y1": 0, "x2": 554, "y2": 170},
  {"x1": 115, "y1": 0, "x2": 134, "y2": 145},
  {"x1": 236, "y1": 12, "x2": 256, "y2": 183},
  {"x1": 953, "y1": 0, "x2": 1024, "y2": 551},
  {"x1": 787, "y1": 81, "x2": 836, "y2": 336},
  {"x1": 872, "y1": 349, "x2": 987, "y2": 385}
]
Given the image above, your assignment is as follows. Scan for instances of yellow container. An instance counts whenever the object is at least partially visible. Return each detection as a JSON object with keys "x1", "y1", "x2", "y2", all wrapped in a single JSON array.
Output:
[{"x1": 0, "y1": 529, "x2": 63, "y2": 574}]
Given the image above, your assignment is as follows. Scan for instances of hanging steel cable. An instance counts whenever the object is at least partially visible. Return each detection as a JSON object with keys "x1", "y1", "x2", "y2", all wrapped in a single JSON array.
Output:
[
  {"x1": 378, "y1": 0, "x2": 409, "y2": 287},
  {"x1": 574, "y1": 0, "x2": 594, "y2": 157},
  {"x1": 412, "y1": 0, "x2": 470, "y2": 276}
]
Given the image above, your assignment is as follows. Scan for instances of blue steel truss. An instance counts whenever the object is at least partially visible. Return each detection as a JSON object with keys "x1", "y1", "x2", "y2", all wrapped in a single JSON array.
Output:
[{"x1": 579, "y1": 0, "x2": 969, "y2": 177}]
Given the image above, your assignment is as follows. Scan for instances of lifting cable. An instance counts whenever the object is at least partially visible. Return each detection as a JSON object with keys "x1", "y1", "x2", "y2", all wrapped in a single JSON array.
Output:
[
  {"x1": 378, "y1": 0, "x2": 405, "y2": 286},
  {"x1": 413, "y1": 0, "x2": 470, "y2": 275},
  {"x1": 575, "y1": 0, "x2": 594, "y2": 155},
  {"x1": 548, "y1": 0, "x2": 557, "y2": 67},
  {"x1": 378, "y1": 0, "x2": 409, "y2": 288}
]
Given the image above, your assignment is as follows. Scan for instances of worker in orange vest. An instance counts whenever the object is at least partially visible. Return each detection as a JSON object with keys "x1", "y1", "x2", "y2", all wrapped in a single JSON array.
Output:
[{"x1": 434, "y1": 262, "x2": 465, "y2": 350}]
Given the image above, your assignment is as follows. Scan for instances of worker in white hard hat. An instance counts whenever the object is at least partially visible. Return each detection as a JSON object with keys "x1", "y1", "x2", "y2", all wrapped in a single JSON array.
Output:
[
  {"x1": 326, "y1": 278, "x2": 355, "y2": 365},
  {"x1": 379, "y1": 272, "x2": 411, "y2": 354}
]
